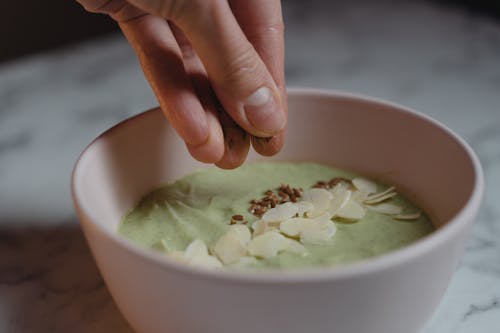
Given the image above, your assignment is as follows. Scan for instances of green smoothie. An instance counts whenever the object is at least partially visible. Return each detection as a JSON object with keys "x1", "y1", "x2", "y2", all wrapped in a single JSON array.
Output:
[{"x1": 119, "y1": 162, "x2": 434, "y2": 269}]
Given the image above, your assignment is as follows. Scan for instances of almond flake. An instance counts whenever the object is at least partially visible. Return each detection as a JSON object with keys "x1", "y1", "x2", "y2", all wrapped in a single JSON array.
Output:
[
  {"x1": 364, "y1": 191, "x2": 397, "y2": 204},
  {"x1": 300, "y1": 219, "x2": 337, "y2": 245},
  {"x1": 171, "y1": 240, "x2": 223, "y2": 269},
  {"x1": 228, "y1": 256, "x2": 259, "y2": 268},
  {"x1": 336, "y1": 199, "x2": 366, "y2": 220},
  {"x1": 365, "y1": 186, "x2": 396, "y2": 201},
  {"x1": 227, "y1": 224, "x2": 251, "y2": 245},
  {"x1": 252, "y1": 219, "x2": 277, "y2": 236},
  {"x1": 213, "y1": 232, "x2": 247, "y2": 265},
  {"x1": 366, "y1": 202, "x2": 403, "y2": 215},
  {"x1": 247, "y1": 231, "x2": 291, "y2": 259},
  {"x1": 285, "y1": 239, "x2": 308, "y2": 256},
  {"x1": 190, "y1": 254, "x2": 223, "y2": 269},
  {"x1": 261, "y1": 202, "x2": 299, "y2": 223},
  {"x1": 296, "y1": 201, "x2": 314, "y2": 217},
  {"x1": 184, "y1": 239, "x2": 209, "y2": 259},
  {"x1": 327, "y1": 185, "x2": 352, "y2": 217},
  {"x1": 351, "y1": 189, "x2": 370, "y2": 204},
  {"x1": 393, "y1": 211, "x2": 421, "y2": 220},
  {"x1": 279, "y1": 217, "x2": 311, "y2": 237},
  {"x1": 352, "y1": 178, "x2": 378, "y2": 194},
  {"x1": 302, "y1": 188, "x2": 333, "y2": 218}
]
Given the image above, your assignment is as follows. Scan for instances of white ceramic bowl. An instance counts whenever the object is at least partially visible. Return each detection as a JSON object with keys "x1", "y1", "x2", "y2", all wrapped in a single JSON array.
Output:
[{"x1": 72, "y1": 88, "x2": 483, "y2": 333}]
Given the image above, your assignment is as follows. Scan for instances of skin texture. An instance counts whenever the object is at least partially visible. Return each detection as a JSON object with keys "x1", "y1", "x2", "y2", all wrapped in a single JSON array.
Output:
[
  {"x1": 76, "y1": 0, "x2": 287, "y2": 168},
  {"x1": 119, "y1": 162, "x2": 435, "y2": 270}
]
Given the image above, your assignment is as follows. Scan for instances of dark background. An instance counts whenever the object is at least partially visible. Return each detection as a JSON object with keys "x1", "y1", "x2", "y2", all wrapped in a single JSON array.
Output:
[{"x1": 1, "y1": 0, "x2": 499, "y2": 64}]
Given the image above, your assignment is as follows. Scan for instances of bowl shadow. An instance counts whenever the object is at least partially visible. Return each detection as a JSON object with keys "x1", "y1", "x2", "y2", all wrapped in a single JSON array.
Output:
[{"x1": 0, "y1": 221, "x2": 134, "y2": 333}]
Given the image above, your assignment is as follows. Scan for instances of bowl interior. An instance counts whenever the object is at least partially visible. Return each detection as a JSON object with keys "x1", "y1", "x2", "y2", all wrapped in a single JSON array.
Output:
[{"x1": 73, "y1": 90, "x2": 478, "y2": 238}]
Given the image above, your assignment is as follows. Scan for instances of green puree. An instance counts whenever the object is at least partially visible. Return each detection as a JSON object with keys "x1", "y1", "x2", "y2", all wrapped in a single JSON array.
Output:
[{"x1": 119, "y1": 162, "x2": 435, "y2": 269}]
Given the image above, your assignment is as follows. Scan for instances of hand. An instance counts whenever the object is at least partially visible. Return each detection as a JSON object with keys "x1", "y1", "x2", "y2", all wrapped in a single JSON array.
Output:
[{"x1": 77, "y1": 0, "x2": 287, "y2": 169}]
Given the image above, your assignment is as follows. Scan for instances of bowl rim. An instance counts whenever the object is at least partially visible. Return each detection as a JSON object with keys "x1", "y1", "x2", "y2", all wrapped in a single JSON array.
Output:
[{"x1": 71, "y1": 87, "x2": 484, "y2": 284}]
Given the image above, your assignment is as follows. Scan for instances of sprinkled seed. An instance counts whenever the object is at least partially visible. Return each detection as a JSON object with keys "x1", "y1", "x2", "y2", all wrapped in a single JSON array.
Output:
[
  {"x1": 313, "y1": 181, "x2": 328, "y2": 189},
  {"x1": 293, "y1": 188, "x2": 302, "y2": 197},
  {"x1": 232, "y1": 214, "x2": 244, "y2": 221},
  {"x1": 290, "y1": 195, "x2": 298, "y2": 202}
]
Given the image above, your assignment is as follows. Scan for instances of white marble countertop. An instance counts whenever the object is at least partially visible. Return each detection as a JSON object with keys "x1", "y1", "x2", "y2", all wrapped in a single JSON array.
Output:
[{"x1": 0, "y1": 0, "x2": 499, "y2": 332}]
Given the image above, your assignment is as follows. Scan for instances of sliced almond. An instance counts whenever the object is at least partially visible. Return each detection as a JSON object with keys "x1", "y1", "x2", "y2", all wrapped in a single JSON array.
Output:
[
  {"x1": 247, "y1": 231, "x2": 291, "y2": 259},
  {"x1": 228, "y1": 256, "x2": 259, "y2": 268},
  {"x1": 279, "y1": 217, "x2": 311, "y2": 237},
  {"x1": 336, "y1": 199, "x2": 366, "y2": 220},
  {"x1": 300, "y1": 220, "x2": 337, "y2": 245},
  {"x1": 366, "y1": 202, "x2": 403, "y2": 215},
  {"x1": 327, "y1": 185, "x2": 352, "y2": 217},
  {"x1": 190, "y1": 254, "x2": 223, "y2": 269},
  {"x1": 285, "y1": 239, "x2": 308, "y2": 256},
  {"x1": 184, "y1": 239, "x2": 209, "y2": 259},
  {"x1": 365, "y1": 186, "x2": 396, "y2": 201},
  {"x1": 393, "y1": 211, "x2": 421, "y2": 220},
  {"x1": 261, "y1": 202, "x2": 299, "y2": 223},
  {"x1": 364, "y1": 191, "x2": 397, "y2": 204},
  {"x1": 296, "y1": 201, "x2": 314, "y2": 217},
  {"x1": 213, "y1": 233, "x2": 247, "y2": 265},
  {"x1": 352, "y1": 178, "x2": 378, "y2": 194},
  {"x1": 252, "y1": 219, "x2": 277, "y2": 236},
  {"x1": 351, "y1": 188, "x2": 370, "y2": 204},
  {"x1": 302, "y1": 188, "x2": 333, "y2": 218},
  {"x1": 227, "y1": 224, "x2": 251, "y2": 245}
]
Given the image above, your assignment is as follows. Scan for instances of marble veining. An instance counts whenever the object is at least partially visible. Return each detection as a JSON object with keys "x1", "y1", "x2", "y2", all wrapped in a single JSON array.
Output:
[{"x1": 0, "y1": 0, "x2": 499, "y2": 332}]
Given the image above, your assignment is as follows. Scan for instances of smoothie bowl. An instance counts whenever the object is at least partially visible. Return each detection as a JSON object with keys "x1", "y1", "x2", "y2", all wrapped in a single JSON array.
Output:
[{"x1": 71, "y1": 89, "x2": 483, "y2": 333}]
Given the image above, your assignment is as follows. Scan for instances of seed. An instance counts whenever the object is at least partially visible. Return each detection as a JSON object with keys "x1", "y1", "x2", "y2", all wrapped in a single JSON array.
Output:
[
  {"x1": 290, "y1": 195, "x2": 298, "y2": 202},
  {"x1": 293, "y1": 188, "x2": 302, "y2": 197},
  {"x1": 232, "y1": 214, "x2": 244, "y2": 221},
  {"x1": 265, "y1": 190, "x2": 274, "y2": 196},
  {"x1": 328, "y1": 177, "x2": 352, "y2": 188},
  {"x1": 313, "y1": 181, "x2": 328, "y2": 189}
]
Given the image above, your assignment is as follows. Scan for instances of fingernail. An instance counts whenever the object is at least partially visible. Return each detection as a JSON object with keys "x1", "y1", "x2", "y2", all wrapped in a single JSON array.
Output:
[{"x1": 244, "y1": 87, "x2": 285, "y2": 134}]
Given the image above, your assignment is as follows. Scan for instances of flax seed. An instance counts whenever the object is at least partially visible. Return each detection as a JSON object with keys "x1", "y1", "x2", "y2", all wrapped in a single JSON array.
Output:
[{"x1": 232, "y1": 214, "x2": 244, "y2": 221}]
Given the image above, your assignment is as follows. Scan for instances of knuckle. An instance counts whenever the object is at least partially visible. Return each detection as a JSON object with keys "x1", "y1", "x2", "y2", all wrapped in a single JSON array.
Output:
[
  {"x1": 221, "y1": 45, "x2": 264, "y2": 89},
  {"x1": 157, "y1": 0, "x2": 191, "y2": 20},
  {"x1": 79, "y1": 0, "x2": 117, "y2": 14},
  {"x1": 247, "y1": 21, "x2": 285, "y2": 41}
]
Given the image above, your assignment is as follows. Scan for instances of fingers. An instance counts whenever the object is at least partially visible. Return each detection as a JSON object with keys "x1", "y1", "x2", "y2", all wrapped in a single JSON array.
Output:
[
  {"x1": 230, "y1": 0, "x2": 287, "y2": 156},
  {"x1": 170, "y1": 24, "x2": 250, "y2": 169},
  {"x1": 215, "y1": 109, "x2": 250, "y2": 169},
  {"x1": 76, "y1": 0, "x2": 146, "y2": 22},
  {"x1": 126, "y1": 0, "x2": 287, "y2": 138},
  {"x1": 119, "y1": 15, "x2": 227, "y2": 163}
]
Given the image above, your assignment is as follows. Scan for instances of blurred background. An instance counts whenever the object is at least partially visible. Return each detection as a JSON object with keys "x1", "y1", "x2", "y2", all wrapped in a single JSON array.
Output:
[
  {"x1": 1, "y1": 0, "x2": 499, "y2": 63},
  {"x1": 1, "y1": 1, "x2": 499, "y2": 333}
]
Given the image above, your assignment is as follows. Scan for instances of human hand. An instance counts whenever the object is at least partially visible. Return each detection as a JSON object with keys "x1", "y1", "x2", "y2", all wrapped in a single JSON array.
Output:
[{"x1": 77, "y1": 0, "x2": 287, "y2": 169}]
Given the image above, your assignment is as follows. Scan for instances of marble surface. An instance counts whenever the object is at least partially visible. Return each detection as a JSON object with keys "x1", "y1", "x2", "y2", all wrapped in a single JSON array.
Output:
[{"x1": 0, "y1": 0, "x2": 499, "y2": 332}]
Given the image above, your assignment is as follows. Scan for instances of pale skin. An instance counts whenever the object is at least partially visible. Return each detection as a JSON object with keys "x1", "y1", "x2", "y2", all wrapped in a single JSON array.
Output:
[{"x1": 77, "y1": 0, "x2": 287, "y2": 169}]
